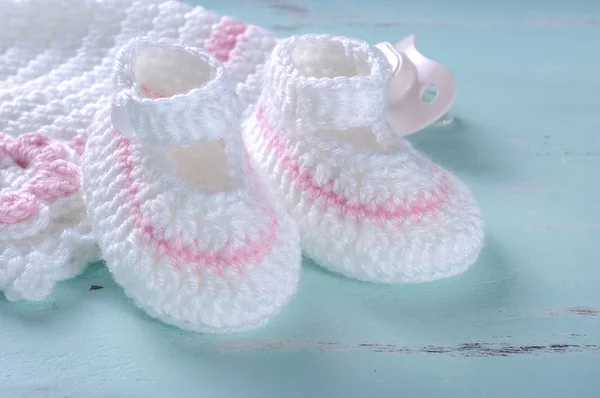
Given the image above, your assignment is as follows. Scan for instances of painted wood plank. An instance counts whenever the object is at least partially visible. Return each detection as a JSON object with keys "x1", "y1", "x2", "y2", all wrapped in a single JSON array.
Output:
[{"x1": 2, "y1": 0, "x2": 599, "y2": 396}]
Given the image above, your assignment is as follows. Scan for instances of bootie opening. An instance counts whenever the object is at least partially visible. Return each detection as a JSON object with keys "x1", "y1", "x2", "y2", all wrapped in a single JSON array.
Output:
[
  {"x1": 133, "y1": 46, "x2": 216, "y2": 99},
  {"x1": 266, "y1": 35, "x2": 397, "y2": 153},
  {"x1": 111, "y1": 39, "x2": 243, "y2": 193},
  {"x1": 290, "y1": 39, "x2": 372, "y2": 79},
  {"x1": 133, "y1": 45, "x2": 229, "y2": 192},
  {"x1": 292, "y1": 38, "x2": 395, "y2": 153}
]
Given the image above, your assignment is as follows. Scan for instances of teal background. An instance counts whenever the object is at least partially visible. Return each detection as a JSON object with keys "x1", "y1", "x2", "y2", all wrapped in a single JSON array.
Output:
[{"x1": 2, "y1": 0, "x2": 600, "y2": 396}]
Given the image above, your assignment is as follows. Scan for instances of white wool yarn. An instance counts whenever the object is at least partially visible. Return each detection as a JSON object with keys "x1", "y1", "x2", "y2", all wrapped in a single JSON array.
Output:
[
  {"x1": 82, "y1": 38, "x2": 301, "y2": 333},
  {"x1": 0, "y1": 0, "x2": 277, "y2": 301},
  {"x1": 243, "y1": 34, "x2": 484, "y2": 284}
]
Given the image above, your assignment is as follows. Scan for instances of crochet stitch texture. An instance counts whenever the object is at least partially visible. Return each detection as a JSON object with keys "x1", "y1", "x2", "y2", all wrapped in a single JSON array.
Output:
[
  {"x1": 0, "y1": 132, "x2": 94, "y2": 300},
  {"x1": 243, "y1": 34, "x2": 484, "y2": 283},
  {"x1": 0, "y1": 0, "x2": 277, "y2": 301},
  {"x1": 82, "y1": 38, "x2": 301, "y2": 333}
]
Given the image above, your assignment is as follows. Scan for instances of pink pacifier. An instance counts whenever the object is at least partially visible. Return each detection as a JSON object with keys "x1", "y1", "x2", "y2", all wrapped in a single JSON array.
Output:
[{"x1": 376, "y1": 35, "x2": 456, "y2": 136}]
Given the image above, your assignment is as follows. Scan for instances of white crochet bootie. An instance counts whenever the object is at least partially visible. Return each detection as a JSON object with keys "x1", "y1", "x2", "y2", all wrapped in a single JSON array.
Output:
[
  {"x1": 82, "y1": 38, "x2": 301, "y2": 333},
  {"x1": 243, "y1": 34, "x2": 484, "y2": 284}
]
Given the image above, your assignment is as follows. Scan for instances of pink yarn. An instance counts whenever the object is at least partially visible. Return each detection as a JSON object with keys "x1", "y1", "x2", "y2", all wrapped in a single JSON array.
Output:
[
  {"x1": 140, "y1": 84, "x2": 163, "y2": 100},
  {"x1": 27, "y1": 159, "x2": 81, "y2": 200},
  {"x1": 114, "y1": 131, "x2": 279, "y2": 273},
  {"x1": 8, "y1": 133, "x2": 65, "y2": 167},
  {"x1": 0, "y1": 133, "x2": 81, "y2": 225},
  {"x1": 0, "y1": 191, "x2": 39, "y2": 224},
  {"x1": 69, "y1": 133, "x2": 87, "y2": 157},
  {"x1": 204, "y1": 18, "x2": 248, "y2": 63},
  {"x1": 256, "y1": 108, "x2": 452, "y2": 226}
]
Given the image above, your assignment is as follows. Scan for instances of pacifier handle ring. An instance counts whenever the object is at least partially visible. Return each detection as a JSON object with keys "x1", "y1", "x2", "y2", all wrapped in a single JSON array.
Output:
[
  {"x1": 376, "y1": 36, "x2": 456, "y2": 136},
  {"x1": 401, "y1": 36, "x2": 455, "y2": 123}
]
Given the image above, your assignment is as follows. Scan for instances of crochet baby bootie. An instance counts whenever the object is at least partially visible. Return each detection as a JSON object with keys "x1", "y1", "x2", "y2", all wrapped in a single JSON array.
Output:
[
  {"x1": 243, "y1": 34, "x2": 484, "y2": 284},
  {"x1": 82, "y1": 38, "x2": 301, "y2": 332}
]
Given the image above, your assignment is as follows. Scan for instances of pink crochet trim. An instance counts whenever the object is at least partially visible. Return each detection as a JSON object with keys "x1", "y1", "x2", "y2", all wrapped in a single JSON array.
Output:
[
  {"x1": 140, "y1": 84, "x2": 163, "y2": 100},
  {"x1": 0, "y1": 133, "x2": 80, "y2": 224},
  {"x1": 69, "y1": 133, "x2": 87, "y2": 157},
  {"x1": 114, "y1": 131, "x2": 279, "y2": 273},
  {"x1": 204, "y1": 17, "x2": 248, "y2": 63},
  {"x1": 256, "y1": 108, "x2": 452, "y2": 226}
]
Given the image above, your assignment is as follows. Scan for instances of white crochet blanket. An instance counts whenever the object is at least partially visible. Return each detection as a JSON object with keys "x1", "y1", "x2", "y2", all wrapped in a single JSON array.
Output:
[{"x1": 0, "y1": 0, "x2": 276, "y2": 301}]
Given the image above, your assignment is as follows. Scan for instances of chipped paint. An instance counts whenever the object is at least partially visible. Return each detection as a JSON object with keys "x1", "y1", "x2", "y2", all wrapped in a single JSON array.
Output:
[
  {"x1": 372, "y1": 21, "x2": 460, "y2": 28},
  {"x1": 341, "y1": 21, "x2": 461, "y2": 28},
  {"x1": 259, "y1": 0, "x2": 310, "y2": 18},
  {"x1": 529, "y1": 225, "x2": 600, "y2": 232},
  {"x1": 520, "y1": 18, "x2": 599, "y2": 27},
  {"x1": 203, "y1": 338, "x2": 600, "y2": 357},
  {"x1": 270, "y1": 24, "x2": 308, "y2": 32},
  {"x1": 548, "y1": 307, "x2": 600, "y2": 317}
]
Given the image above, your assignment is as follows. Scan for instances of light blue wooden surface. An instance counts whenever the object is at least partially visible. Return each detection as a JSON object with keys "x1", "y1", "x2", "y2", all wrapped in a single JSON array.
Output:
[{"x1": 2, "y1": 0, "x2": 600, "y2": 397}]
